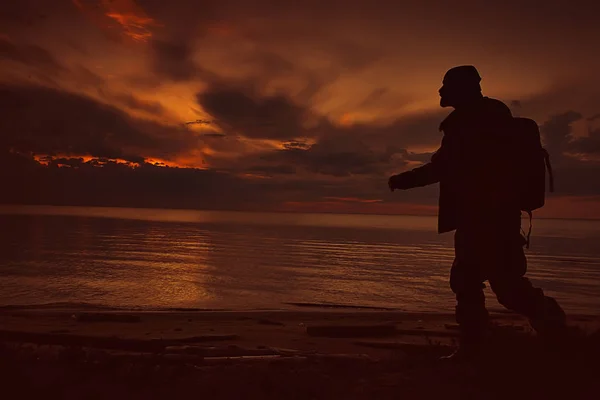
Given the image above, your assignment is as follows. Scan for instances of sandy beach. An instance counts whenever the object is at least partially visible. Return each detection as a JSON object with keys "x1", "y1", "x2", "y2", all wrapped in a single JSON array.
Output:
[{"x1": 1, "y1": 305, "x2": 599, "y2": 399}]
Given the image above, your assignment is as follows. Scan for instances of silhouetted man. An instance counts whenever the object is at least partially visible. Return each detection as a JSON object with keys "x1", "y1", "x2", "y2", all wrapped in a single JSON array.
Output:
[{"x1": 388, "y1": 66, "x2": 567, "y2": 360}]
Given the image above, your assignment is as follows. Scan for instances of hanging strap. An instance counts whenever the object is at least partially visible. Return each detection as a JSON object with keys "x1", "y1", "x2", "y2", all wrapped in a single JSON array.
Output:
[
  {"x1": 525, "y1": 210, "x2": 533, "y2": 249},
  {"x1": 543, "y1": 149, "x2": 554, "y2": 193}
]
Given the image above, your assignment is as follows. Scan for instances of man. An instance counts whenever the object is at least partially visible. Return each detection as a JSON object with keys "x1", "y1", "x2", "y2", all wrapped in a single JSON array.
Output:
[{"x1": 388, "y1": 65, "x2": 567, "y2": 360}]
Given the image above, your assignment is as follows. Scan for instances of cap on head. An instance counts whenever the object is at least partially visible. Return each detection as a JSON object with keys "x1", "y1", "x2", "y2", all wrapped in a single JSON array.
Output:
[{"x1": 442, "y1": 65, "x2": 481, "y2": 86}]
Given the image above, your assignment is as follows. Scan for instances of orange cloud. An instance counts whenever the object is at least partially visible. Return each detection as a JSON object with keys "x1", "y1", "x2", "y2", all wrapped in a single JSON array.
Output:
[
  {"x1": 338, "y1": 113, "x2": 354, "y2": 126},
  {"x1": 73, "y1": 0, "x2": 160, "y2": 42},
  {"x1": 104, "y1": 12, "x2": 157, "y2": 42},
  {"x1": 34, "y1": 154, "x2": 138, "y2": 167},
  {"x1": 323, "y1": 197, "x2": 383, "y2": 203},
  {"x1": 32, "y1": 154, "x2": 190, "y2": 169}
]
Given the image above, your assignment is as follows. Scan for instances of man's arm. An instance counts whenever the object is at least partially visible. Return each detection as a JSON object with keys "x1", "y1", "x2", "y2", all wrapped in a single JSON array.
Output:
[{"x1": 388, "y1": 137, "x2": 449, "y2": 191}]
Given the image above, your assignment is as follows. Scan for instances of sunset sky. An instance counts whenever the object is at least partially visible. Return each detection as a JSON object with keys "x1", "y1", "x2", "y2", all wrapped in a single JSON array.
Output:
[{"x1": 1, "y1": 0, "x2": 599, "y2": 218}]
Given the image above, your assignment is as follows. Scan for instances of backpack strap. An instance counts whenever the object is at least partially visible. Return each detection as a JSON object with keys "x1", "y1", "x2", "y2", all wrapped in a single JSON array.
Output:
[
  {"x1": 543, "y1": 148, "x2": 554, "y2": 193},
  {"x1": 525, "y1": 211, "x2": 533, "y2": 249}
]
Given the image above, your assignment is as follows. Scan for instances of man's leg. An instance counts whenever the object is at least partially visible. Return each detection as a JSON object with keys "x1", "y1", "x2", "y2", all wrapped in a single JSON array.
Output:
[
  {"x1": 449, "y1": 231, "x2": 490, "y2": 354},
  {"x1": 488, "y1": 235, "x2": 567, "y2": 336}
]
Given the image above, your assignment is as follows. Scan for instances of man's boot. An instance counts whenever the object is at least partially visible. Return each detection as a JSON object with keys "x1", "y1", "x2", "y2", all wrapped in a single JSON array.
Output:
[
  {"x1": 440, "y1": 322, "x2": 488, "y2": 362},
  {"x1": 529, "y1": 296, "x2": 567, "y2": 339}
]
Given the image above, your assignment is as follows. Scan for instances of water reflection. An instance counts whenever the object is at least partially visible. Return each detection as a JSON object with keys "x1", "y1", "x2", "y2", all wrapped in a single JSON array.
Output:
[{"x1": 0, "y1": 206, "x2": 599, "y2": 314}]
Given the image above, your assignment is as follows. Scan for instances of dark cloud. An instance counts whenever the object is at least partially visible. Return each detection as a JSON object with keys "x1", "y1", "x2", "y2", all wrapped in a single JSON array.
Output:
[
  {"x1": 531, "y1": 110, "x2": 600, "y2": 197},
  {"x1": 0, "y1": 37, "x2": 64, "y2": 72},
  {"x1": 535, "y1": 109, "x2": 600, "y2": 158},
  {"x1": 150, "y1": 39, "x2": 197, "y2": 81},
  {"x1": 0, "y1": 84, "x2": 199, "y2": 162},
  {"x1": 197, "y1": 81, "x2": 445, "y2": 146},
  {"x1": 143, "y1": 0, "x2": 224, "y2": 83},
  {"x1": 0, "y1": 151, "x2": 267, "y2": 211},
  {"x1": 540, "y1": 110, "x2": 584, "y2": 161},
  {"x1": 255, "y1": 136, "x2": 407, "y2": 178},
  {"x1": 197, "y1": 86, "x2": 308, "y2": 140},
  {"x1": 341, "y1": 112, "x2": 445, "y2": 150},
  {"x1": 194, "y1": 82, "x2": 445, "y2": 179},
  {"x1": 569, "y1": 128, "x2": 600, "y2": 156},
  {"x1": 148, "y1": 37, "x2": 225, "y2": 84},
  {"x1": 0, "y1": 150, "x2": 375, "y2": 211}
]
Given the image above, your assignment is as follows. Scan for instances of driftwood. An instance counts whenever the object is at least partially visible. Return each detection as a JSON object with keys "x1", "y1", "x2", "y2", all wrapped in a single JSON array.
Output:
[
  {"x1": 306, "y1": 324, "x2": 397, "y2": 338},
  {"x1": 0, "y1": 330, "x2": 239, "y2": 352}
]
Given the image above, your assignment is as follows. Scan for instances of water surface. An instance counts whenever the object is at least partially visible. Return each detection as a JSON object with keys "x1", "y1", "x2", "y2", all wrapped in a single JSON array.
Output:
[{"x1": 1, "y1": 205, "x2": 598, "y2": 314}]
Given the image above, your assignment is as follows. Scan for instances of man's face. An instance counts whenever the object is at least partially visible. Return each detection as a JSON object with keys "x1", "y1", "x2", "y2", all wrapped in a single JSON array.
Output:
[{"x1": 439, "y1": 83, "x2": 457, "y2": 108}]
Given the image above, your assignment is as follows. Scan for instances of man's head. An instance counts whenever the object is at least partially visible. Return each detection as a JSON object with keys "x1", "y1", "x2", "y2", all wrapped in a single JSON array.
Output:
[{"x1": 439, "y1": 65, "x2": 482, "y2": 108}]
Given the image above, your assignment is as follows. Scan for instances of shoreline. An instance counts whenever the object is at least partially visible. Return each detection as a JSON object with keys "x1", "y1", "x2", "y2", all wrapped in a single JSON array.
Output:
[
  {"x1": 2, "y1": 307, "x2": 598, "y2": 351},
  {"x1": 2, "y1": 307, "x2": 599, "y2": 399}
]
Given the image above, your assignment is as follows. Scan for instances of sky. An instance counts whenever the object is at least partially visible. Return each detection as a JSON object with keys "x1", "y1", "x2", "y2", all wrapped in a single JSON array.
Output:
[{"x1": 1, "y1": 0, "x2": 599, "y2": 218}]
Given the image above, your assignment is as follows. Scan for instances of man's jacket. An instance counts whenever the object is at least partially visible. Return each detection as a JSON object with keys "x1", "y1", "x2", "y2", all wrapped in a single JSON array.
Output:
[{"x1": 391, "y1": 97, "x2": 520, "y2": 233}]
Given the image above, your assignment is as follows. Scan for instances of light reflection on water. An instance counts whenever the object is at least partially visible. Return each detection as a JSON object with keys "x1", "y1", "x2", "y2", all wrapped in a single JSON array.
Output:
[{"x1": 0, "y1": 205, "x2": 599, "y2": 314}]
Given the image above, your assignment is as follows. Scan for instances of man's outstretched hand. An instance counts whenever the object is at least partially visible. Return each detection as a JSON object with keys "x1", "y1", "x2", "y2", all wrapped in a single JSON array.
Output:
[
  {"x1": 388, "y1": 172, "x2": 414, "y2": 192},
  {"x1": 388, "y1": 176, "x2": 397, "y2": 192},
  {"x1": 388, "y1": 174, "x2": 403, "y2": 192}
]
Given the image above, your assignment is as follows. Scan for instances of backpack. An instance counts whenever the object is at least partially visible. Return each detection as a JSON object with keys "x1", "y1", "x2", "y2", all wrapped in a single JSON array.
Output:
[{"x1": 512, "y1": 117, "x2": 554, "y2": 248}]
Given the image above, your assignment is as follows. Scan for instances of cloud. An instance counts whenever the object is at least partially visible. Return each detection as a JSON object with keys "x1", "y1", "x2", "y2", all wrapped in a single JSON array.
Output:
[
  {"x1": 0, "y1": 83, "x2": 200, "y2": 163},
  {"x1": 538, "y1": 110, "x2": 600, "y2": 159},
  {"x1": 104, "y1": 11, "x2": 157, "y2": 42},
  {"x1": 197, "y1": 86, "x2": 309, "y2": 140},
  {"x1": 251, "y1": 135, "x2": 408, "y2": 178},
  {"x1": 3, "y1": 1, "x2": 600, "y2": 216},
  {"x1": 74, "y1": 65, "x2": 106, "y2": 86},
  {"x1": 193, "y1": 81, "x2": 446, "y2": 179},
  {"x1": 540, "y1": 110, "x2": 583, "y2": 160},
  {"x1": 0, "y1": 36, "x2": 64, "y2": 72},
  {"x1": 534, "y1": 110, "x2": 600, "y2": 197},
  {"x1": 150, "y1": 39, "x2": 197, "y2": 81},
  {"x1": 569, "y1": 128, "x2": 600, "y2": 156},
  {"x1": 111, "y1": 92, "x2": 166, "y2": 116},
  {"x1": 0, "y1": 151, "x2": 265, "y2": 210},
  {"x1": 282, "y1": 141, "x2": 311, "y2": 150},
  {"x1": 73, "y1": 0, "x2": 161, "y2": 43},
  {"x1": 358, "y1": 88, "x2": 390, "y2": 108}
]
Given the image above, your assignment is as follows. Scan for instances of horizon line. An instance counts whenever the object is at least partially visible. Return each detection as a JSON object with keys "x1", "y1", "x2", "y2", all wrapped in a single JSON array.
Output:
[{"x1": 1, "y1": 203, "x2": 599, "y2": 222}]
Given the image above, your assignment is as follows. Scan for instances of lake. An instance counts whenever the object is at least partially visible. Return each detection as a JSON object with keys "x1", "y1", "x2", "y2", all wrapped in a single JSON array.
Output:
[{"x1": 1, "y1": 205, "x2": 599, "y2": 314}]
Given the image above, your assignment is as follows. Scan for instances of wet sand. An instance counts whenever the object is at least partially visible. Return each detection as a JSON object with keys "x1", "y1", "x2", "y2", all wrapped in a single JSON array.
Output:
[{"x1": 1, "y1": 306, "x2": 599, "y2": 399}]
